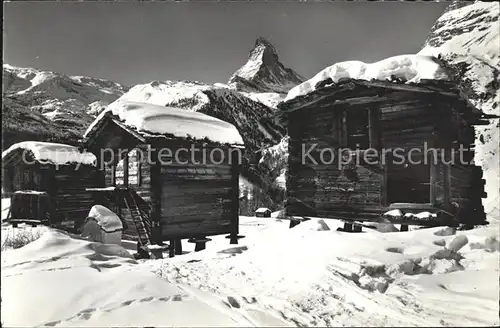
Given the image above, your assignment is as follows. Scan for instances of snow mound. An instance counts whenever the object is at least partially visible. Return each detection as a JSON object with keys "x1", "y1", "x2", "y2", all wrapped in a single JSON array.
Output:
[
  {"x1": 85, "y1": 100, "x2": 244, "y2": 146},
  {"x1": 285, "y1": 54, "x2": 449, "y2": 102},
  {"x1": 87, "y1": 205, "x2": 123, "y2": 233},
  {"x1": 1, "y1": 141, "x2": 96, "y2": 166}
]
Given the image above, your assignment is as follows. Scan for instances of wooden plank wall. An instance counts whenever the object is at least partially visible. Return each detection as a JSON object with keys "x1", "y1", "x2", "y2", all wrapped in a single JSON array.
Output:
[
  {"x1": 53, "y1": 165, "x2": 102, "y2": 225},
  {"x1": 286, "y1": 89, "x2": 453, "y2": 221},
  {"x1": 157, "y1": 143, "x2": 237, "y2": 240},
  {"x1": 286, "y1": 86, "x2": 487, "y2": 224}
]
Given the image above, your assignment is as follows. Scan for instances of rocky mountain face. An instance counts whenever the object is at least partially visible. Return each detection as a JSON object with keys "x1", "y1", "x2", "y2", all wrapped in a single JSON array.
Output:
[
  {"x1": 419, "y1": 1, "x2": 500, "y2": 220},
  {"x1": 2, "y1": 64, "x2": 129, "y2": 149},
  {"x1": 228, "y1": 37, "x2": 304, "y2": 94}
]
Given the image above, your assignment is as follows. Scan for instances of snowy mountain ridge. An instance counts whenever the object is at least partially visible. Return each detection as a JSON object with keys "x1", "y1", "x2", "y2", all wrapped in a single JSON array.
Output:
[
  {"x1": 2, "y1": 64, "x2": 129, "y2": 147},
  {"x1": 111, "y1": 79, "x2": 284, "y2": 152}
]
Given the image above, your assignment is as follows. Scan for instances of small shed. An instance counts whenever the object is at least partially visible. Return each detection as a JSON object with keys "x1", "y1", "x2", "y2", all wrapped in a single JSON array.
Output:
[
  {"x1": 82, "y1": 100, "x2": 245, "y2": 248},
  {"x1": 255, "y1": 207, "x2": 272, "y2": 217},
  {"x1": 2, "y1": 141, "x2": 100, "y2": 227},
  {"x1": 278, "y1": 55, "x2": 494, "y2": 227},
  {"x1": 81, "y1": 205, "x2": 123, "y2": 245}
]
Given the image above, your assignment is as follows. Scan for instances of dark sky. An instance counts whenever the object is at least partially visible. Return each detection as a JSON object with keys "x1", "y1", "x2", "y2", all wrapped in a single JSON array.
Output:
[{"x1": 3, "y1": 1, "x2": 447, "y2": 87}]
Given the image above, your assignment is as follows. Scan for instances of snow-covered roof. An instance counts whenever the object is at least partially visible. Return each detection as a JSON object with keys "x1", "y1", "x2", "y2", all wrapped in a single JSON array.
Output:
[
  {"x1": 87, "y1": 205, "x2": 123, "y2": 233},
  {"x1": 2, "y1": 141, "x2": 96, "y2": 166},
  {"x1": 284, "y1": 54, "x2": 450, "y2": 102},
  {"x1": 84, "y1": 100, "x2": 244, "y2": 146},
  {"x1": 256, "y1": 207, "x2": 271, "y2": 213}
]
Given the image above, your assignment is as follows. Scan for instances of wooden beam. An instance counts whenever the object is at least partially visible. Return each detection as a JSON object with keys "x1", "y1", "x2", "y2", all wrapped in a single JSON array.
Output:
[
  {"x1": 380, "y1": 153, "x2": 388, "y2": 207},
  {"x1": 443, "y1": 162, "x2": 451, "y2": 206},
  {"x1": 123, "y1": 152, "x2": 129, "y2": 188},
  {"x1": 111, "y1": 163, "x2": 116, "y2": 186},
  {"x1": 430, "y1": 161, "x2": 438, "y2": 206},
  {"x1": 231, "y1": 150, "x2": 240, "y2": 235},
  {"x1": 341, "y1": 109, "x2": 348, "y2": 148},
  {"x1": 151, "y1": 148, "x2": 163, "y2": 241},
  {"x1": 368, "y1": 107, "x2": 381, "y2": 149}
]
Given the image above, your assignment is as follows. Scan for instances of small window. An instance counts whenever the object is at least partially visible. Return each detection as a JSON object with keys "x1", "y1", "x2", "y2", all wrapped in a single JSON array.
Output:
[
  {"x1": 114, "y1": 149, "x2": 141, "y2": 187},
  {"x1": 346, "y1": 108, "x2": 370, "y2": 149},
  {"x1": 115, "y1": 159, "x2": 125, "y2": 186},
  {"x1": 128, "y1": 149, "x2": 141, "y2": 186}
]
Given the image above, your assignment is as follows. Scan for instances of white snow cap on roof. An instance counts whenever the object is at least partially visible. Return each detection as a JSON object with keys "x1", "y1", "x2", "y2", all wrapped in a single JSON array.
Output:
[
  {"x1": 256, "y1": 207, "x2": 271, "y2": 213},
  {"x1": 2, "y1": 141, "x2": 96, "y2": 166},
  {"x1": 85, "y1": 100, "x2": 244, "y2": 146},
  {"x1": 284, "y1": 54, "x2": 450, "y2": 102},
  {"x1": 87, "y1": 205, "x2": 123, "y2": 233}
]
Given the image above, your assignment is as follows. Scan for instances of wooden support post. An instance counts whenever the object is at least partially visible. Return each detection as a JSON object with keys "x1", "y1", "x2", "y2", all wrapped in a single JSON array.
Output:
[
  {"x1": 195, "y1": 242, "x2": 206, "y2": 252},
  {"x1": 227, "y1": 149, "x2": 243, "y2": 245},
  {"x1": 400, "y1": 224, "x2": 409, "y2": 232},
  {"x1": 150, "y1": 249, "x2": 163, "y2": 260},
  {"x1": 189, "y1": 237, "x2": 211, "y2": 252},
  {"x1": 136, "y1": 242, "x2": 150, "y2": 259},
  {"x1": 174, "y1": 239, "x2": 182, "y2": 255},
  {"x1": 169, "y1": 239, "x2": 175, "y2": 258},
  {"x1": 289, "y1": 218, "x2": 301, "y2": 228}
]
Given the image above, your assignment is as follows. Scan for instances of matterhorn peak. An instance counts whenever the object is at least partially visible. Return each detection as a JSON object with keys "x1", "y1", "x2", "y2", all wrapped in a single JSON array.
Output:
[{"x1": 228, "y1": 37, "x2": 304, "y2": 94}]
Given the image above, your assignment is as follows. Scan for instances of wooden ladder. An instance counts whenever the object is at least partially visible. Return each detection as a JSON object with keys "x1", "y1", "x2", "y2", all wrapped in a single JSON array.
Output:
[{"x1": 122, "y1": 190, "x2": 150, "y2": 247}]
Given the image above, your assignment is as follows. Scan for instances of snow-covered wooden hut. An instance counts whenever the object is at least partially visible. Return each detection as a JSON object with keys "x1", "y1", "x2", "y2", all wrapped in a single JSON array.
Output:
[
  {"x1": 82, "y1": 101, "x2": 245, "y2": 251},
  {"x1": 255, "y1": 207, "x2": 272, "y2": 218},
  {"x1": 278, "y1": 55, "x2": 494, "y2": 229},
  {"x1": 81, "y1": 205, "x2": 123, "y2": 245},
  {"x1": 2, "y1": 141, "x2": 99, "y2": 227}
]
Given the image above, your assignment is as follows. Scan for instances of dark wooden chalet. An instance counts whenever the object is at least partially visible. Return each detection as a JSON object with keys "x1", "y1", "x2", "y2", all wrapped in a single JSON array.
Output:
[
  {"x1": 82, "y1": 101, "x2": 244, "y2": 252},
  {"x1": 2, "y1": 141, "x2": 99, "y2": 228},
  {"x1": 278, "y1": 78, "x2": 496, "y2": 228}
]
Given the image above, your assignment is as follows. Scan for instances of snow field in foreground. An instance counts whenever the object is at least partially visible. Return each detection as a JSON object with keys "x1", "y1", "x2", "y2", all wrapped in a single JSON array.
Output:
[{"x1": 1, "y1": 213, "x2": 499, "y2": 327}]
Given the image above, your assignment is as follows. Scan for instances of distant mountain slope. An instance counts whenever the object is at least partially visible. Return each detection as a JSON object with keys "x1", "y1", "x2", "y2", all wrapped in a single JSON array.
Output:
[
  {"x1": 419, "y1": 1, "x2": 500, "y2": 220},
  {"x1": 112, "y1": 80, "x2": 284, "y2": 152},
  {"x1": 2, "y1": 64, "x2": 129, "y2": 149}
]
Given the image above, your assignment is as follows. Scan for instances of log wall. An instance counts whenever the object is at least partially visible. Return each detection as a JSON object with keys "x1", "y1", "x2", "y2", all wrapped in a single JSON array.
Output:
[
  {"x1": 157, "y1": 143, "x2": 238, "y2": 240},
  {"x1": 285, "y1": 85, "x2": 487, "y2": 224}
]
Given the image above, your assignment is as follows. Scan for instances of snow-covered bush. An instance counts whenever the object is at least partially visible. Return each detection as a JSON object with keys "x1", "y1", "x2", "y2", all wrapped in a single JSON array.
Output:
[{"x1": 1, "y1": 229, "x2": 44, "y2": 251}]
